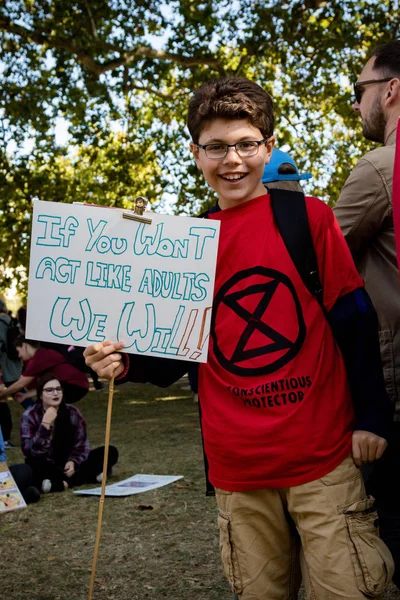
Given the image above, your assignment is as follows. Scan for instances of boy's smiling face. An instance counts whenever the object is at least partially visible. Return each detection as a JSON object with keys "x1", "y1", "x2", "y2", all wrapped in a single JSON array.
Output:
[{"x1": 191, "y1": 118, "x2": 274, "y2": 210}]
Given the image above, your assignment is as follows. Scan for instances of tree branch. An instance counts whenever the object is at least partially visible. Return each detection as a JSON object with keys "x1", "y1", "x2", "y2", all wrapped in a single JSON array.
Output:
[
  {"x1": 0, "y1": 15, "x2": 223, "y2": 76},
  {"x1": 82, "y1": 0, "x2": 98, "y2": 39},
  {"x1": 123, "y1": 82, "x2": 179, "y2": 101},
  {"x1": 234, "y1": 54, "x2": 252, "y2": 76}
]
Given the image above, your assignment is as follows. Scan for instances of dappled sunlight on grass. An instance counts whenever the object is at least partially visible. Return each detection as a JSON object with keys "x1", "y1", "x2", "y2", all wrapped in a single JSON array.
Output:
[
  {"x1": 4, "y1": 381, "x2": 231, "y2": 600},
  {"x1": 127, "y1": 400, "x2": 150, "y2": 405},
  {"x1": 127, "y1": 394, "x2": 191, "y2": 404},
  {"x1": 154, "y1": 395, "x2": 191, "y2": 402}
]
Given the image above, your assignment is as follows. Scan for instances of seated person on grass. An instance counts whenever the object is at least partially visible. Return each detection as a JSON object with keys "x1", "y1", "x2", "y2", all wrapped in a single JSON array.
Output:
[
  {"x1": 21, "y1": 373, "x2": 118, "y2": 494},
  {"x1": 0, "y1": 338, "x2": 89, "y2": 406},
  {"x1": 84, "y1": 77, "x2": 394, "y2": 599}
]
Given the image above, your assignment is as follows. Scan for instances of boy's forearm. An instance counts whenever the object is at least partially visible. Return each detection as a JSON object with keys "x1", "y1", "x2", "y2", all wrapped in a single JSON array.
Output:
[
  {"x1": 116, "y1": 353, "x2": 191, "y2": 388},
  {"x1": 329, "y1": 288, "x2": 394, "y2": 438}
]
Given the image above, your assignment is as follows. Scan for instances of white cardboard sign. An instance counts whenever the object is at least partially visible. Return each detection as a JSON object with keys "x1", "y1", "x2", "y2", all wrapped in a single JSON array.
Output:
[{"x1": 26, "y1": 201, "x2": 220, "y2": 363}]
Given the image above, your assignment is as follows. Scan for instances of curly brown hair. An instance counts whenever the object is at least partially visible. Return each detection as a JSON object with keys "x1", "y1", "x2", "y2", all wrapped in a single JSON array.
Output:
[{"x1": 187, "y1": 77, "x2": 274, "y2": 144}]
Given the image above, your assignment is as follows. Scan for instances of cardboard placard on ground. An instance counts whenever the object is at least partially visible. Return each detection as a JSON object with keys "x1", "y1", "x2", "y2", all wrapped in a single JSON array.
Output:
[
  {"x1": 0, "y1": 462, "x2": 27, "y2": 513},
  {"x1": 73, "y1": 473, "x2": 183, "y2": 497}
]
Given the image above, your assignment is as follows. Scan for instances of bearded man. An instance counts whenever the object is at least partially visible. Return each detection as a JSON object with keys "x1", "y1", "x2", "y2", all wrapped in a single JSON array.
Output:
[{"x1": 334, "y1": 39, "x2": 400, "y2": 588}]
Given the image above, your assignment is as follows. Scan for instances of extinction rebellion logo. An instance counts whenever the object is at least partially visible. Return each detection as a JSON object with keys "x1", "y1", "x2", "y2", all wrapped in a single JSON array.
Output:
[{"x1": 211, "y1": 267, "x2": 306, "y2": 376}]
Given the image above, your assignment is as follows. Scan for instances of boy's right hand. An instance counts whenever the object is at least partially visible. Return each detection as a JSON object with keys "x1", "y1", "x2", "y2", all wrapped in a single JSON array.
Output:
[{"x1": 83, "y1": 341, "x2": 125, "y2": 380}]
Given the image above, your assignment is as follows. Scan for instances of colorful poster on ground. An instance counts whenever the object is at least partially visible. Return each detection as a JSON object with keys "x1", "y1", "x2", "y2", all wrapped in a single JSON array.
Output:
[
  {"x1": 73, "y1": 473, "x2": 183, "y2": 497},
  {"x1": 26, "y1": 201, "x2": 220, "y2": 363},
  {"x1": 0, "y1": 463, "x2": 27, "y2": 513}
]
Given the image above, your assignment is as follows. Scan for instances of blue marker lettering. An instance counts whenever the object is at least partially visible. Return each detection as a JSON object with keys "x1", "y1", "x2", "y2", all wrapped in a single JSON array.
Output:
[
  {"x1": 37, "y1": 215, "x2": 62, "y2": 246},
  {"x1": 117, "y1": 302, "x2": 155, "y2": 352},
  {"x1": 189, "y1": 227, "x2": 216, "y2": 259},
  {"x1": 192, "y1": 273, "x2": 210, "y2": 301},
  {"x1": 59, "y1": 217, "x2": 79, "y2": 248},
  {"x1": 134, "y1": 223, "x2": 163, "y2": 256},
  {"x1": 86, "y1": 219, "x2": 107, "y2": 251},
  {"x1": 85, "y1": 262, "x2": 131, "y2": 292},
  {"x1": 88, "y1": 314, "x2": 107, "y2": 342},
  {"x1": 36, "y1": 257, "x2": 81, "y2": 284},
  {"x1": 49, "y1": 297, "x2": 92, "y2": 341},
  {"x1": 49, "y1": 297, "x2": 107, "y2": 342}
]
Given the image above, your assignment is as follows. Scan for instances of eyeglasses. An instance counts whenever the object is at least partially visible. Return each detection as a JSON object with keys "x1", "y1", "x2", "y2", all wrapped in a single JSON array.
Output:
[
  {"x1": 196, "y1": 138, "x2": 269, "y2": 159},
  {"x1": 43, "y1": 386, "x2": 62, "y2": 394},
  {"x1": 353, "y1": 77, "x2": 393, "y2": 104}
]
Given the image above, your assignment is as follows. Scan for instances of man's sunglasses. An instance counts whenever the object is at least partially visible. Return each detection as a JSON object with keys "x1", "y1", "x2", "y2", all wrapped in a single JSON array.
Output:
[{"x1": 353, "y1": 77, "x2": 393, "y2": 104}]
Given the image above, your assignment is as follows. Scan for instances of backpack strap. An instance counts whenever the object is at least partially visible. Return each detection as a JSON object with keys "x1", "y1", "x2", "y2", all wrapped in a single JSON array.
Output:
[{"x1": 269, "y1": 188, "x2": 326, "y2": 315}]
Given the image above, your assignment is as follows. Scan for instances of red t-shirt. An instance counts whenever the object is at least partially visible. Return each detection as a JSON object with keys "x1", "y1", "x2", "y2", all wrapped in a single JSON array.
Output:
[
  {"x1": 23, "y1": 348, "x2": 89, "y2": 390},
  {"x1": 201, "y1": 194, "x2": 363, "y2": 490}
]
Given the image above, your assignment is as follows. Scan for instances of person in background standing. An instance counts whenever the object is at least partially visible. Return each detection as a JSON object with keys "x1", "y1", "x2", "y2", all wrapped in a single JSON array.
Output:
[{"x1": 334, "y1": 39, "x2": 400, "y2": 588}]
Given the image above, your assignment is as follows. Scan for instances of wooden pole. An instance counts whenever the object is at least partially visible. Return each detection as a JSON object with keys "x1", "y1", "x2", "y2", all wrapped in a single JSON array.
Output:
[{"x1": 88, "y1": 375, "x2": 115, "y2": 600}]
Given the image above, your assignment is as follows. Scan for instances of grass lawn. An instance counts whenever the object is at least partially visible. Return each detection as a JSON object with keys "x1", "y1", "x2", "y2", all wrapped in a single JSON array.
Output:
[
  {"x1": 2, "y1": 376, "x2": 400, "y2": 600},
  {"x1": 2, "y1": 377, "x2": 232, "y2": 600}
]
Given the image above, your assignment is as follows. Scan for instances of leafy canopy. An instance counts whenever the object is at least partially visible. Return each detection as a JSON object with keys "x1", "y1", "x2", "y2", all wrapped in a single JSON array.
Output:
[{"x1": 0, "y1": 0, "x2": 398, "y2": 294}]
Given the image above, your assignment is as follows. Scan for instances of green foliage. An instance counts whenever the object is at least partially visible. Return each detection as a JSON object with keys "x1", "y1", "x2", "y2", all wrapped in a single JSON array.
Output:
[{"x1": 0, "y1": 0, "x2": 399, "y2": 292}]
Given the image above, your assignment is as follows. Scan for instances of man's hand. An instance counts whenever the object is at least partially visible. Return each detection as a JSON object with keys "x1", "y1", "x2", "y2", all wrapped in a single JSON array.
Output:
[
  {"x1": 64, "y1": 461, "x2": 75, "y2": 477},
  {"x1": 14, "y1": 392, "x2": 30, "y2": 404},
  {"x1": 352, "y1": 430, "x2": 387, "y2": 467},
  {"x1": 84, "y1": 341, "x2": 125, "y2": 380}
]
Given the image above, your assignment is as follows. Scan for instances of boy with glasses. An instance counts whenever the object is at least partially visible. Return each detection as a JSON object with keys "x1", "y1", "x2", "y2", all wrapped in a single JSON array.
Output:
[{"x1": 85, "y1": 77, "x2": 394, "y2": 599}]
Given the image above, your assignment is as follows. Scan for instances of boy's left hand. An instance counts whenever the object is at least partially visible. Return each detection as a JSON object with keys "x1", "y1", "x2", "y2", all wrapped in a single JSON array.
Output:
[{"x1": 352, "y1": 430, "x2": 387, "y2": 466}]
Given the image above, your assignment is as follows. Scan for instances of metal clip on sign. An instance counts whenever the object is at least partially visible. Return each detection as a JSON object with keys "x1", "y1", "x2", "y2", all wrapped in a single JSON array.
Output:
[{"x1": 122, "y1": 196, "x2": 152, "y2": 225}]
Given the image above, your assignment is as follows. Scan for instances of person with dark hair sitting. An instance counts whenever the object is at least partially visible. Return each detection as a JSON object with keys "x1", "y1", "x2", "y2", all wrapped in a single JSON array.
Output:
[
  {"x1": 21, "y1": 373, "x2": 118, "y2": 494},
  {"x1": 0, "y1": 337, "x2": 89, "y2": 406}
]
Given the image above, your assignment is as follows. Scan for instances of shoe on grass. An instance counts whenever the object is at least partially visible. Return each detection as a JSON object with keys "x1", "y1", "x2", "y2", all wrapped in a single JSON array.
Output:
[
  {"x1": 4, "y1": 440, "x2": 16, "y2": 448},
  {"x1": 23, "y1": 486, "x2": 41, "y2": 504}
]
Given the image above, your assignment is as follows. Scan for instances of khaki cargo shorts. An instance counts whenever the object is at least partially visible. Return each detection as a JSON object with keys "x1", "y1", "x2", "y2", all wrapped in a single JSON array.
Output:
[{"x1": 215, "y1": 456, "x2": 394, "y2": 599}]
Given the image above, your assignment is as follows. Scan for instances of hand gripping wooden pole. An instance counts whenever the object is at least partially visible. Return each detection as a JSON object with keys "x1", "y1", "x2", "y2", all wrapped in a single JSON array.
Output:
[{"x1": 88, "y1": 374, "x2": 115, "y2": 600}]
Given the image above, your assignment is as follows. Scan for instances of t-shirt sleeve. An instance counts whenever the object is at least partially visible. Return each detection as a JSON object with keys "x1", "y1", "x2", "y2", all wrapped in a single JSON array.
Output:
[{"x1": 306, "y1": 196, "x2": 364, "y2": 312}]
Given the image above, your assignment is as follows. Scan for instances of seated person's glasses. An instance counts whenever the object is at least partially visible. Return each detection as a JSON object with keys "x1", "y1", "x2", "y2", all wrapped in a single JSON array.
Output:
[
  {"x1": 196, "y1": 138, "x2": 268, "y2": 159},
  {"x1": 353, "y1": 77, "x2": 393, "y2": 104},
  {"x1": 43, "y1": 386, "x2": 62, "y2": 394}
]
